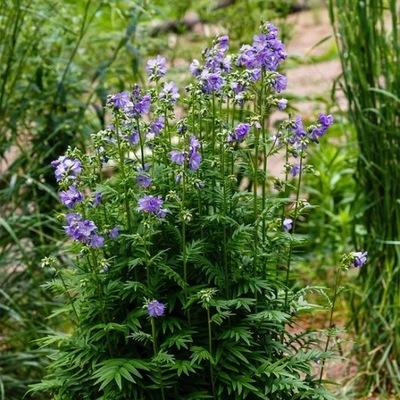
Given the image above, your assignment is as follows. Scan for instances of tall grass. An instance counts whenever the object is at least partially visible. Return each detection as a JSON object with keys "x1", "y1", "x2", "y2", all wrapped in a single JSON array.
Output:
[{"x1": 328, "y1": 0, "x2": 400, "y2": 396}]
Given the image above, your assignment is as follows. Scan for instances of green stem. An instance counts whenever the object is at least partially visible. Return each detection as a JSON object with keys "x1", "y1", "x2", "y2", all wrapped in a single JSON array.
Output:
[
  {"x1": 319, "y1": 265, "x2": 342, "y2": 383},
  {"x1": 283, "y1": 148, "x2": 304, "y2": 311},
  {"x1": 54, "y1": 264, "x2": 80, "y2": 325},
  {"x1": 253, "y1": 111, "x2": 260, "y2": 311},
  {"x1": 207, "y1": 307, "x2": 216, "y2": 399},
  {"x1": 151, "y1": 318, "x2": 166, "y2": 400},
  {"x1": 181, "y1": 166, "x2": 191, "y2": 325}
]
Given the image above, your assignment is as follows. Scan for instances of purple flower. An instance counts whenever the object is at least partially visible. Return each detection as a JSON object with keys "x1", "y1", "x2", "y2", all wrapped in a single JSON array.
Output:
[
  {"x1": 60, "y1": 185, "x2": 83, "y2": 209},
  {"x1": 126, "y1": 85, "x2": 152, "y2": 117},
  {"x1": 309, "y1": 114, "x2": 334, "y2": 143},
  {"x1": 134, "y1": 93, "x2": 152, "y2": 116},
  {"x1": 229, "y1": 123, "x2": 251, "y2": 142},
  {"x1": 108, "y1": 91, "x2": 131, "y2": 110},
  {"x1": 283, "y1": 218, "x2": 293, "y2": 231},
  {"x1": 188, "y1": 136, "x2": 202, "y2": 170},
  {"x1": 109, "y1": 226, "x2": 120, "y2": 239},
  {"x1": 189, "y1": 59, "x2": 202, "y2": 77},
  {"x1": 237, "y1": 44, "x2": 257, "y2": 69},
  {"x1": 146, "y1": 55, "x2": 167, "y2": 80},
  {"x1": 51, "y1": 156, "x2": 82, "y2": 182},
  {"x1": 79, "y1": 220, "x2": 98, "y2": 241},
  {"x1": 177, "y1": 120, "x2": 187, "y2": 135},
  {"x1": 290, "y1": 163, "x2": 302, "y2": 177},
  {"x1": 189, "y1": 135, "x2": 200, "y2": 152},
  {"x1": 352, "y1": 251, "x2": 368, "y2": 268},
  {"x1": 292, "y1": 116, "x2": 306, "y2": 143},
  {"x1": 188, "y1": 151, "x2": 202, "y2": 171},
  {"x1": 318, "y1": 114, "x2": 334, "y2": 127},
  {"x1": 218, "y1": 35, "x2": 229, "y2": 51},
  {"x1": 94, "y1": 192, "x2": 102, "y2": 206},
  {"x1": 170, "y1": 150, "x2": 185, "y2": 166},
  {"x1": 90, "y1": 234, "x2": 104, "y2": 248},
  {"x1": 278, "y1": 98, "x2": 288, "y2": 110},
  {"x1": 147, "y1": 300, "x2": 165, "y2": 317},
  {"x1": 159, "y1": 81, "x2": 180, "y2": 104},
  {"x1": 128, "y1": 130, "x2": 139, "y2": 145},
  {"x1": 200, "y1": 70, "x2": 225, "y2": 93},
  {"x1": 149, "y1": 116, "x2": 165, "y2": 135},
  {"x1": 137, "y1": 165, "x2": 151, "y2": 188},
  {"x1": 138, "y1": 195, "x2": 168, "y2": 218},
  {"x1": 273, "y1": 73, "x2": 287, "y2": 93},
  {"x1": 64, "y1": 214, "x2": 98, "y2": 244},
  {"x1": 264, "y1": 22, "x2": 279, "y2": 39}
]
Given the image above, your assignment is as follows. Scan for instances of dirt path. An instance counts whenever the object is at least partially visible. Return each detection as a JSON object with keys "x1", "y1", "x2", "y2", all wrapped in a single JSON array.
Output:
[{"x1": 285, "y1": 7, "x2": 344, "y2": 115}]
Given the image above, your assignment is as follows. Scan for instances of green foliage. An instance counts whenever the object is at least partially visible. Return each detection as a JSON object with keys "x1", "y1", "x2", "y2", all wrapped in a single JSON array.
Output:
[
  {"x1": 29, "y1": 23, "x2": 340, "y2": 399},
  {"x1": 329, "y1": 0, "x2": 400, "y2": 396}
]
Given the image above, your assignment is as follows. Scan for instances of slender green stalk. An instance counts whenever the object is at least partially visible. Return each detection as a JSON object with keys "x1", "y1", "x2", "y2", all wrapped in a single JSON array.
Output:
[
  {"x1": 284, "y1": 148, "x2": 304, "y2": 311},
  {"x1": 319, "y1": 265, "x2": 342, "y2": 383},
  {"x1": 151, "y1": 318, "x2": 166, "y2": 400},
  {"x1": 207, "y1": 307, "x2": 216, "y2": 400},
  {"x1": 53, "y1": 263, "x2": 80, "y2": 325}
]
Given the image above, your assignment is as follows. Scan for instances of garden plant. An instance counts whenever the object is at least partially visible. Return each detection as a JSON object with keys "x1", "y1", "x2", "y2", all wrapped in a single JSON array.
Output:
[{"x1": 30, "y1": 21, "x2": 367, "y2": 399}]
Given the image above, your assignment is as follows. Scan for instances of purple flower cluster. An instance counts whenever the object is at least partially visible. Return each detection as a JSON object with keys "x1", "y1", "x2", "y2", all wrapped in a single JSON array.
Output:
[
  {"x1": 190, "y1": 35, "x2": 231, "y2": 94},
  {"x1": 60, "y1": 185, "x2": 83, "y2": 209},
  {"x1": 228, "y1": 123, "x2": 251, "y2": 142},
  {"x1": 108, "y1": 85, "x2": 151, "y2": 118},
  {"x1": 237, "y1": 22, "x2": 286, "y2": 74},
  {"x1": 64, "y1": 213, "x2": 104, "y2": 248},
  {"x1": 286, "y1": 117, "x2": 305, "y2": 154},
  {"x1": 147, "y1": 300, "x2": 165, "y2": 317},
  {"x1": 309, "y1": 114, "x2": 334, "y2": 143},
  {"x1": 285, "y1": 114, "x2": 333, "y2": 153},
  {"x1": 51, "y1": 156, "x2": 82, "y2": 182},
  {"x1": 146, "y1": 55, "x2": 167, "y2": 81},
  {"x1": 170, "y1": 135, "x2": 202, "y2": 171},
  {"x1": 138, "y1": 195, "x2": 168, "y2": 218}
]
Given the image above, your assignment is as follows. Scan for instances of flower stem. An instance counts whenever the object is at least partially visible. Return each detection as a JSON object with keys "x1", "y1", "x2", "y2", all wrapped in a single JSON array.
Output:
[
  {"x1": 151, "y1": 318, "x2": 166, "y2": 400},
  {"x1": 319, "y1": 265, "x2": 342, "y2": 383},
  {"x1": 284, "y1": 148, "x2": 304, "y2": 312},
  {"x1": 207, "y1": 307, "x2": 216, "y2": 399}
]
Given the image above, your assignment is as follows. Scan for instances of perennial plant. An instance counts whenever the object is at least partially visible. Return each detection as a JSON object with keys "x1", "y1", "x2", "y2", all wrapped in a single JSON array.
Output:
[{"x1": 32, "y1": 22, "x2": 351, "y2": 400}]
